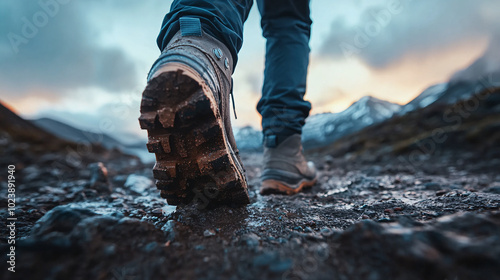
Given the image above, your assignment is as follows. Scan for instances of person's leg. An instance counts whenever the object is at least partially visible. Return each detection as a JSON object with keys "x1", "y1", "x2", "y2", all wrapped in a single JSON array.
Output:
[
  {"x1": 157, "y1": 0, "x2": 253, "y2": 68},
  {"x1": 256, "y1": 0, "x2": 317, "y2": 195},
  {"x1": 256, "y1": 0, "x2": 312, "y2": 147},
  {"x1": 140, "y1": 0, "x2": 253, "y2": 206}
]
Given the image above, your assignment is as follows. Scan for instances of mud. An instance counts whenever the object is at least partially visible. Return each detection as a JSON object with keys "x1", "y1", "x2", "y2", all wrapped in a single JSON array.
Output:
[{"x1": 1, "y1": 150, "x2": 500, "y2": 280}]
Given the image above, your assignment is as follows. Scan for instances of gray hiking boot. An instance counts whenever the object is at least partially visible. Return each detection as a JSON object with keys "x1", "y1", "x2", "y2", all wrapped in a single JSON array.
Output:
[
  {"x1": 139, "y1": 17, "x2": 250, "y2": 206},
  {"x1": 260, "y1": 134, "x2": 317, "y2": 195}
]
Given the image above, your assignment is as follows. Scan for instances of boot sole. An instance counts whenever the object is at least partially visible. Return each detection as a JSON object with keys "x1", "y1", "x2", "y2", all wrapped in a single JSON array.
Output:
[
  {"x1": 260, "y1": 178, "x2": 317, "y2": 195},
  {"x1": 139, "y1": 66, "x2": 250, "y2": 207}
]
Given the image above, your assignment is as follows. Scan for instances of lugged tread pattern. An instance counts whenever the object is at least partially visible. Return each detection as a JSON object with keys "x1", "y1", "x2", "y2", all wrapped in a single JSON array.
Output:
[{"x1": 139, "y1": 70, "x2": 250, "y2": 206}]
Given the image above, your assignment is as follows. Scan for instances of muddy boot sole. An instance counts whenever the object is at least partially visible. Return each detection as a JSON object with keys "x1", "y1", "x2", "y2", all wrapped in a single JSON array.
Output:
[
  {"x1": 139, "y1": 66, "x2": 250, "y2": 207},
  {"x1": 260, "y1": 178, "x2": 317, "y2": 195}
]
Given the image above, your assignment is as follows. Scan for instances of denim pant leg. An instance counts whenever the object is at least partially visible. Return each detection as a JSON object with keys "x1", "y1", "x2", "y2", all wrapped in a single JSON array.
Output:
[
  {"x1": 256, "y1": 0, "x2": 312, "y2": 147},
  {"x1": 156, "y1": 0, "x2": 253, "y2": 68}
]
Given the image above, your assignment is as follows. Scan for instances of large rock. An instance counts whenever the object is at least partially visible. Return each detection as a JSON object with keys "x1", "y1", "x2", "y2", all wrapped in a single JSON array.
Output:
[
  {"x1": 29, "y1": 205, "x2": 164, "y2": 249},
  {"x1": 31, "y1": 206, "x2": 97, "y2": 237},
  {"x1": 335, "y1": 212, "x2": 500, "y2": 280},
  {"x1": 124, "y1": 174, "x2": 153, "y2": 195}
]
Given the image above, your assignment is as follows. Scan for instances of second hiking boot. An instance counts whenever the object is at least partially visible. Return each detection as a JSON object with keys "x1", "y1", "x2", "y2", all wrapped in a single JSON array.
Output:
[
  {"x1": 139, "y1": 17, "x2": 250, "y2": 207},
  {"x1": 260, "y1": 134, "x2": 317, "y2": 195}
]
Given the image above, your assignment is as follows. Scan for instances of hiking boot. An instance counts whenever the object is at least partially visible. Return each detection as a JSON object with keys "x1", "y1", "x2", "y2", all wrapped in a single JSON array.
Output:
[
  {"x1": 139, "y1": 18, "x2": 250, "y2": 207},
  {"x1": 260, "y1": 134, "x2": 317, "y2": 195}
]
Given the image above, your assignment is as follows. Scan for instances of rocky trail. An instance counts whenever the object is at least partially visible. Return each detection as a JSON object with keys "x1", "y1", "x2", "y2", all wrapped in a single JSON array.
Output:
[{"x1": 1, "y1": 149, "x2": 500, "y2": 280}]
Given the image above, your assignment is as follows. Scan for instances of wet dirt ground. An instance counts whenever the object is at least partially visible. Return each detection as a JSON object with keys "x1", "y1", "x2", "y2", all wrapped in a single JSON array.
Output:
[{"x1": 1, "y1": 151, "x2": 500, "y2": 280}]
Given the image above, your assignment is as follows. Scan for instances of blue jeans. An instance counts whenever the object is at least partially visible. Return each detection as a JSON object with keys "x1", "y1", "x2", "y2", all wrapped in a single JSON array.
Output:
[{"x1": 157, "y1": 0, "x2": 312, "y2": 147}]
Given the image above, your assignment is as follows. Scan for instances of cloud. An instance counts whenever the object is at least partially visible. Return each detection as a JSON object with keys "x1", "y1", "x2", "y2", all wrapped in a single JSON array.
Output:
[
  {"x1": 0, "y1": 0, "x2": 140, "y2": 98},
  {"x1": 319, "y1": 0, "x2": 500, "y2": 69},
  {"x1": 450, "y1": 35, "x2": 500, "y2": 83}
]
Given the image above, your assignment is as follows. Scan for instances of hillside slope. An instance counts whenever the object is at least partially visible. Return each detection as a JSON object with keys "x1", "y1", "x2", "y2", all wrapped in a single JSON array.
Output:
[
  {"x1": 303, "y1": 96, "x2": 401, "y2": 150},
  {"x1": 0, "y1": 101, "x2": 74, "y2": 154},
  {"x1": 33, "y1": 117, "x2": 129, "y2": 149},
  {"x1": 312, "y1": 87, "x2": 500, "y2": 161}
]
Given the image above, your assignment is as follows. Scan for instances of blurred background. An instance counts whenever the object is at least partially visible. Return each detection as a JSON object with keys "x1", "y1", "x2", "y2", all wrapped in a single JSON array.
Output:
[{"x1": 1, "y1": 0, "x2": 499, "y2": 162}]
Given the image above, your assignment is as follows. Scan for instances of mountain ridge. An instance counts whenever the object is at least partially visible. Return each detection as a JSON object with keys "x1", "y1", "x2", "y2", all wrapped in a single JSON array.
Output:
[
  {"x1": 302, "y1": 95, "x2": 402, "y2": 150},
  {"x1": 309, "y1": 86, "x2": 500, "y2": 160}
]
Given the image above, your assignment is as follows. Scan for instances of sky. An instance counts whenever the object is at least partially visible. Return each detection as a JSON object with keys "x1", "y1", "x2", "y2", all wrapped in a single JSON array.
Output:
[{"x1": 1, "y1": 0, "x2": 499, "y2": 141}]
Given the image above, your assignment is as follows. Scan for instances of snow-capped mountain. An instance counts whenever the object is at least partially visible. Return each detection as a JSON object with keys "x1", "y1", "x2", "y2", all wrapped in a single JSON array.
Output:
[
  {"x1": 232, "y1": 52, "x2": 500, "y2": 153},
  {"x1": 400, "y1": 83, "x2": 448, "y2": 115},
  {"x1": 400, "y1": 79, "x2": 498, "y2": 115},
  {"x1": 233, "y1": 125, "x2": 263, "y2": 152},
  {"x1": 434, "y1": 80, "x2": 491, "y2": 105},
  {"x1": 401, "y1": 38, "x2": 500, "y2": 114},
  {"x1": 302, "y1": 96, "x2": 402, "y2": 150}
]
